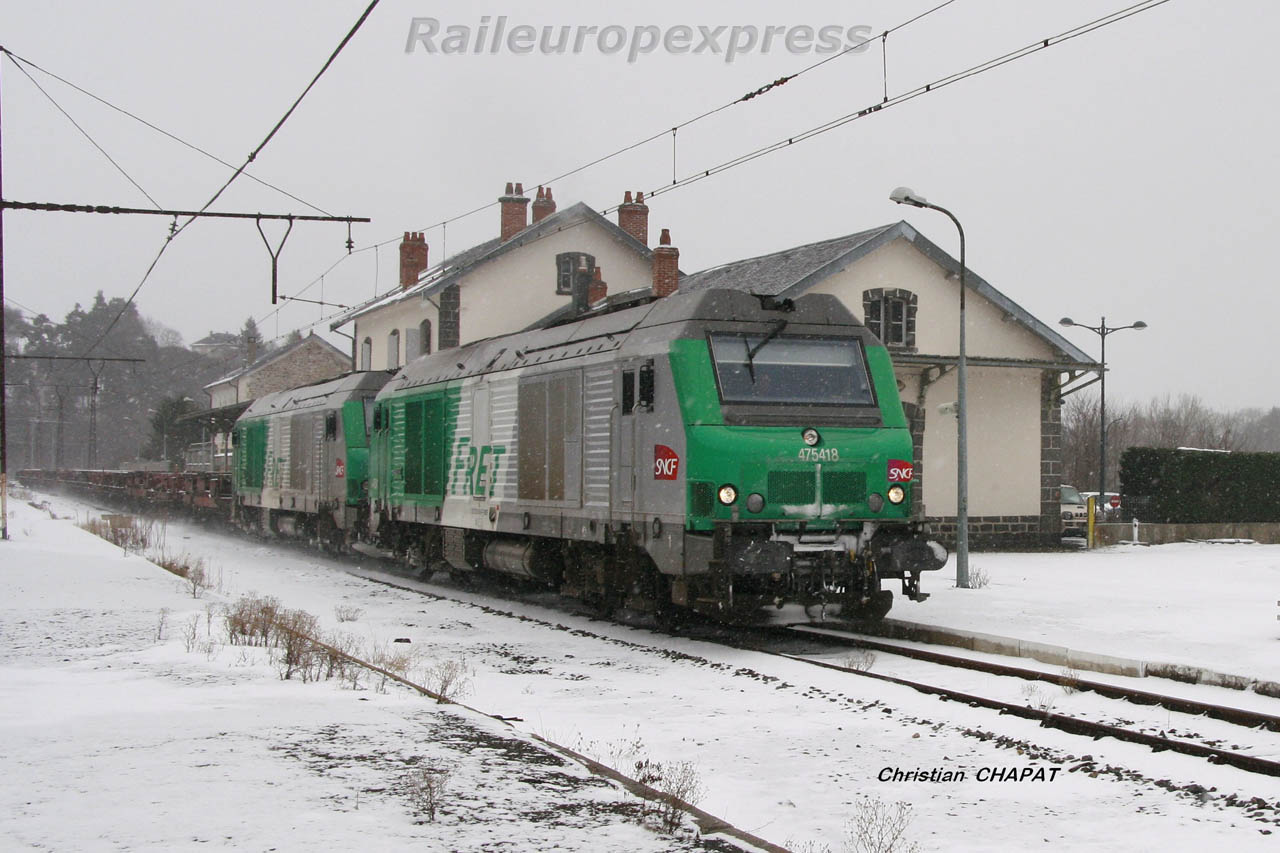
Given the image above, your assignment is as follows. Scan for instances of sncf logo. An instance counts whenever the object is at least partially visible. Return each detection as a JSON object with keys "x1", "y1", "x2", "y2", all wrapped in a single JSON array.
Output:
[
  {"x1": 654, "y1": 445, "x2": 680, "y2": 480},
  {"x1": 887, "y1": 460, "x2": 914, "y2": 482}
]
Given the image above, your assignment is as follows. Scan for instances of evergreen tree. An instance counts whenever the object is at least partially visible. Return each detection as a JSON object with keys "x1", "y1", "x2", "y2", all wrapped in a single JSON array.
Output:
[{"x1": 241, "y1": 317, "x2": 264, "y2": 362}]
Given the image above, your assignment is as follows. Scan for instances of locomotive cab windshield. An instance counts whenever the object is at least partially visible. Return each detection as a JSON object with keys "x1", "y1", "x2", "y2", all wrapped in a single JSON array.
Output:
[{"x1": 708, "y1": 332, "x2": 876, "y2": 409}]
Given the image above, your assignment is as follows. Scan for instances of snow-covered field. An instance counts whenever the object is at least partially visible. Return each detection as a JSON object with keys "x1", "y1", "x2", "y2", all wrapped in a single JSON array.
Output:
[
  {"x1": 895, "y1": 544, "x2": 1280, "y2": 686},
  {"x1": 3, "y1": 489, "x2": 1279, "y2": 851}
]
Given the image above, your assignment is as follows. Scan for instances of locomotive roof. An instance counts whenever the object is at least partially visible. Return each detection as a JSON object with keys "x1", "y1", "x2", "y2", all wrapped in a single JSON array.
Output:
[
  {"x1": 384, "y1": 288, "x2": 862, "y2": 393},
  {"x1": 239, "y1": 371, "x2": 391, "y2": 420}
]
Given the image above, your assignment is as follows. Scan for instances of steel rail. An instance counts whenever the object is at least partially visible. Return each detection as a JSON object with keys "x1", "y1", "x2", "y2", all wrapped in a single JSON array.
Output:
[
  {"x1": 782, "y1": 652, "x2": 1280, "y2": 777},
  {"x1": 785, "y1": 626, "x2": 1280, "y2": 733}
]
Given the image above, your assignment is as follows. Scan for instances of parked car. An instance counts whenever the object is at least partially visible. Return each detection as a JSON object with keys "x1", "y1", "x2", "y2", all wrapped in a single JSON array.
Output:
[{"x1": 1061, "y1": 485, "x2": 1088, "y2": 536}]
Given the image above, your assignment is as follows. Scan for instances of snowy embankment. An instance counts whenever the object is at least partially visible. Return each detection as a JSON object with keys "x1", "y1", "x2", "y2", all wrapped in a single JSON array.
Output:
[
  {"x1": 4, "y1": 489, "x2": 1279, "y2": 852},
  {"x1": 0, "y1": 496, "x2": 737, "y2": 852}
]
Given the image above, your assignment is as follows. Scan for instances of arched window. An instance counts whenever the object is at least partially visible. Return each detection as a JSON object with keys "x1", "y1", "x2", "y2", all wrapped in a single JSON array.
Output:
[
  {"x1": 862, "y1": 288, "x2": 918, "y2": 349},
  {"x1": 387, "y1": 330, "x2": 400, "y2": 370},
  {"x1": 360, "y1": 337, "x2": 372, "y2": 371},
  {"x1": 418, "y1": 319, "x2": 432, "y2": 356}
]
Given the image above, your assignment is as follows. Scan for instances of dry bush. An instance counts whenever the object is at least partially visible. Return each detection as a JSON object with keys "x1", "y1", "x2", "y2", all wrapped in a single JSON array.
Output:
[
  {"x1": 965, "y1": 565, "x2": 990, "y2": 589},
  {"x1": 184, "y1": 563, "x2": 210, "y2": 598},
  {"x1": 844, "y1": 797, "x2": 919, "y2": 853},
  {"x1": 224, "y1": 594, "x2": 281, "y2": 647},
  {"x1": 607, "y1": 729, "x2": 647, "y2": 770},
  {"x1": 633, "y1": 758, "x2": 706, "y2": 833},
  {"x1": 786, "y1": 842, "x2": 834, "y2": 853},
  {"x1": 404, "y1": 766, "x2": 451, "y2": 822},
  {"x1": 844, "y1": 649, "x2": 876, "y2": 672},
  {"x1": 368, "y1": 643, "x2": 418, "y2": 693},
  {"x1": 333, "y1": 603, "x2": 363, "y2": 623},
  {"x1": 273, "y1": 608, "x2": 321, "y2": 681},
  {"x1": 323, "y1": 631, "x2": 362, "y2": 683},
  {"x1": 1059, "y1": 667, "x2": 1081, "y2": 695},
  {"x1": 1020, "y1": 683, "x2": 1056, "y2": 713},
  {"x1": 421, "y1": 657, "x2": 472, "y2": 704},
  {"x1": 155, "y1": 607, "x2": 170, "y2": 642},
  {"x1": 151, "y1": 550, "x2": 216, "y2": 598},
  {"x1": 182, "y1": 614, "x2": 201, "y2": 653},
  {"x1": 81, "y1": 516, "x2": 153, "y2": 553}
]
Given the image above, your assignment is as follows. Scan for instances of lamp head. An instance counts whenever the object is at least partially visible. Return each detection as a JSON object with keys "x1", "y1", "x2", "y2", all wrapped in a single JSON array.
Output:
[
  {"x1": 1059, "y1": 317, "x2": 1075, "y2": 327},
  {"x1": 889, "y1": 186, "x2": 928, "y2": 208},
  {"x1": 1132, "y1": 320, "x2": 1148, "y2": 330}
]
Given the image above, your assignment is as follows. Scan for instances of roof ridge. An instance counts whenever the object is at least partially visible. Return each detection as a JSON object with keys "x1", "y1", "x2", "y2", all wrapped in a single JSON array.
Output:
[{"x1": 687, "y1": 223, "x2": 897, "y2": 278}]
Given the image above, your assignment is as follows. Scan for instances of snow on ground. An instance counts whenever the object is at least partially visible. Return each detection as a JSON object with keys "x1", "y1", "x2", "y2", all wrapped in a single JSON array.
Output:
[
  {"x1": 4, "y1": 490, "x2": 1280, "y2": 852},
  {"x1": 0, "y1": 497, "x2": 735, "y2": 852},
  {"x1": 899, "y1": 544, "x2": 1280, "y2": 685}
]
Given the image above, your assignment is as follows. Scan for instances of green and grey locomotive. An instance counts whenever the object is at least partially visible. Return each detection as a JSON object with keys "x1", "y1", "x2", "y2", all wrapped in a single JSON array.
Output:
[
  {"x1": 365, "y1": 287, "x2": 945, "y2": 623},
  {"x1": 232, "y1": 371, "x2": 391, "y2": 547}
]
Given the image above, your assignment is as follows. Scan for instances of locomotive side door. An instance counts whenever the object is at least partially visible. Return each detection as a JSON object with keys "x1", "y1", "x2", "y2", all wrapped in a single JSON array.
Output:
[
  {"x1": 470, "y1": 386, "x2": 492, "y2": 518},
  {"x1": 613, "y1": 363, "x2": 650, "y2": 521},
  {"x1": 370, "y1": 400, "x2": 391, "y2": 511}
]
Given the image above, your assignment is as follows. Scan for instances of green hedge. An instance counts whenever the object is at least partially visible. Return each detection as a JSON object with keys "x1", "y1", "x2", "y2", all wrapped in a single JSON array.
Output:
[{"x1": 1120, "y1": 447, "x2": 1280, "y2": 523}]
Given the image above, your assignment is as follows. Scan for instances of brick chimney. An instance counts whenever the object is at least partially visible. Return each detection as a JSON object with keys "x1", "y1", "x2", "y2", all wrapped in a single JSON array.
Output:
[
  {"x1": 500, "y1": 182, "x2": 530, "y2": 241},
  {"x1": 588, "y1": 265, "x2": 607, "y2": 305},
  {"x1": 531, "y1": 185, "x2": 556, "y2": 224},
  {"x1": 399, "y1": 231, "x2": 429, "y2": 290},
  {"x1": 652, "y1": 228, "x2": 679, "y2": 298},
  {"x1": 617, "y1": 190, "x2": 649, "y2": 245}
]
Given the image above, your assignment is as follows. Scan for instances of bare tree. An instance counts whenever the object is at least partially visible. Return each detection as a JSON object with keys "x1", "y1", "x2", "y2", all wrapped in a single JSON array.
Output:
[{"x1": 1063, "y1": 392, "x2": 1256, "y2": 493}]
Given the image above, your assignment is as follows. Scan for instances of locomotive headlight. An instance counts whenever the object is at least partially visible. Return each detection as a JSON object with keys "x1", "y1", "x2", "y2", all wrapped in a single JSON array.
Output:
[
  {"x1": 887, "y1": 485, "x2": 906, "y2": 505},
  {"x1": 867, "y1": 493, "x2": 885, "y2": 513},
  {"x1": 801, "y1": 428, "x2": 821, "y2": 446},
  {"x1": 746, "y1": 492, "x2": 765, "y2": 513},
  {"x1": 718, "y1": 484, "x2": 738, "y2": 505}
]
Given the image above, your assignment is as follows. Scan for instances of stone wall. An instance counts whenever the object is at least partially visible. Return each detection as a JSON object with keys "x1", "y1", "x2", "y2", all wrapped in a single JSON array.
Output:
[
  {"x1": 243, "y1": 339, "x2": 351, "y2": 401},
  {"x1": 927, "y1": 515, "x2": 1045, "y2": 550},
  {"x1": 1040, "y1": 370, "x2": 1063, "y2": 544},
  {"x1": 1093, "y1": 521, "x2": 1280, "y2": 546}
]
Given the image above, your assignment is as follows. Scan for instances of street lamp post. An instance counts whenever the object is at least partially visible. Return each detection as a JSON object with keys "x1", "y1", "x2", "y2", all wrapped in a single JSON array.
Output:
[
  {"x1": 1058, "y1": 316, "x2": 1147, "y2": 511},
  {"x1": 890, "y1": 187, "x2": 970, "y2": 589}
]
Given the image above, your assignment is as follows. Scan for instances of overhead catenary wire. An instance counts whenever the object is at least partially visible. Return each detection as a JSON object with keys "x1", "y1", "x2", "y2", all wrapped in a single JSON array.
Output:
[
  {"x1": 255, "y1": 0, "x2": 967, "y2": 331},
  {"x1": 4, "y1": 55, "x2": 162, "y2": 209},
  {"x1": 376, "y1": 0, "x2": 964, "y2": 251},
  {"x1": 73, "y1": 0, "x2": 381, "y2": 358},
  {"x1": 0, "y1": 47, "x2": 331, "y2": 217},
  {"x1": 280, "y1": 0, "x2": 1171, "y2": 343},
  {"x1": 643, "y1": 0, "x2": 1175, "y2": 202}
]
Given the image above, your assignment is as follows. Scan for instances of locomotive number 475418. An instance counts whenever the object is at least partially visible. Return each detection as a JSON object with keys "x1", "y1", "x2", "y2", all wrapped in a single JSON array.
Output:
[{"x1": 798, "y1": 447, "x2": 840, "y2": 461}]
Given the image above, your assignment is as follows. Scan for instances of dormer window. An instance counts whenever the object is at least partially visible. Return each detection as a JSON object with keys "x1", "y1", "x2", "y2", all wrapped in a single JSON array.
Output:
[
  {"x1": 556, "y1": 252, "x2": 595, "y2": 295},
  {"x1": 863, "y1": 288, "x2": 918, "y2": 349}
]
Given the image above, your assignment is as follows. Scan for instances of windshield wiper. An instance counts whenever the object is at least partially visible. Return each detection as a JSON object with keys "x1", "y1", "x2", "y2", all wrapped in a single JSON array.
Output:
[{"x1": 744, "y1": 319, "x2": 787, "y2": 382}]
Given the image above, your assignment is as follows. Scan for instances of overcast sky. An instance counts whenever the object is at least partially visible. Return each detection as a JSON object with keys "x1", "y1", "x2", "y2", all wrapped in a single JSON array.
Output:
[{"x1": 1, "y1": 1, "x2": 1273, "y2": 410}]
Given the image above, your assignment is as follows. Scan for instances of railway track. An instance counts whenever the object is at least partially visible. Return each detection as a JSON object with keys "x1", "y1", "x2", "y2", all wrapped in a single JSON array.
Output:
[
  {"x1": 347, "y1": 555, "x2": 1280, "y2": 782},
  {"x1": 38, "y1": 487, "x2": 1280, "y2": 785},
  {"x1": 727, "y1": 624, "x2": 1280, "y2": 779},
  {"x1": 789, "y1": 625, "x2": 1280, "y2": 732}
]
